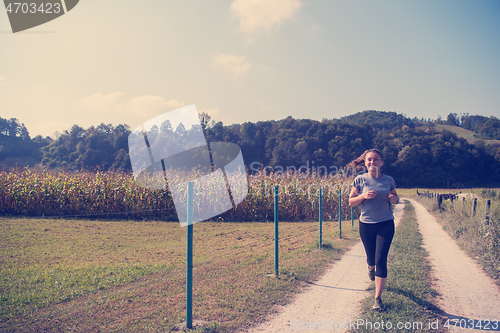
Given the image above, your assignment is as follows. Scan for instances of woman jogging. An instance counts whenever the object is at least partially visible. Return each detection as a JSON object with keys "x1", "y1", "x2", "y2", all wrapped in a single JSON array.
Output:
[{"x1": 347, "y1": 149, "x2": 398, "y2": 311}]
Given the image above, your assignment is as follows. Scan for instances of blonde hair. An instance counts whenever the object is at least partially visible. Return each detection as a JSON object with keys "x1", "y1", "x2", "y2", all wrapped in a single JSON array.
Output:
[{"x1": 345, "y1": 149, "x2": 384, "y2": 175}]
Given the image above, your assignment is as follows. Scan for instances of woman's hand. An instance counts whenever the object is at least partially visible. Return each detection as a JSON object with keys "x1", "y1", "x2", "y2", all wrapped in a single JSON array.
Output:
[
  {"x1": 349, "y1": 188, "x2": 377, "y2": 207},
  {"x1": 364, "y1": 190, "x2": 377, "y2": 200},
  {"x1": 389, "y1": 189, "x2": 399, "y2": 203}
]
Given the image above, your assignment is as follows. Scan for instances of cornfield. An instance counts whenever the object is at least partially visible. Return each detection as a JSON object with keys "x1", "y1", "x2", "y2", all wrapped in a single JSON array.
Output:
[{"x1": 0, "y1": 168, "x2": 358, "y2": 222}]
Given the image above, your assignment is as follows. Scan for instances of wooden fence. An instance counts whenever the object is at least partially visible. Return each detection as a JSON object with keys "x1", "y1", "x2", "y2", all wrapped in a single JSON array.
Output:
[{"x1": 416, "y1": 190, "x2": 492, "y2": 226}]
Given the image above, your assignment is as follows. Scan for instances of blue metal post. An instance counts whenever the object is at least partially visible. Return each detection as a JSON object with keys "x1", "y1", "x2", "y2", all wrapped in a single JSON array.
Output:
[
  {"x1": 339, "y1": 189, "x2": 342, "y2": 239},
  {"x1": 319, "y1": 188, "x2": 323, "y2": 249},
  {"x1": 274, "y1": 185, "x2": 279, "y2": 276},
  {"x1": 186, "y1": 182, "x2": 194, "y2": 329}
]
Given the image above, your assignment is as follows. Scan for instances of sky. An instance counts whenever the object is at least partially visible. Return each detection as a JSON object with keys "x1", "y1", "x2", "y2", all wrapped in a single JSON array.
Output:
[{"x1": 1, "y1": 0, "x2": 499, "y2": 138}]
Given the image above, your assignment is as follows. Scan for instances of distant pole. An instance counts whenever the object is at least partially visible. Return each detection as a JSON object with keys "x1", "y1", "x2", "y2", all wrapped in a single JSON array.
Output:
[
  {"x1": 186, "y1": 182, "x2": 194, "y2": 329},
  {"x1": 319, "y1": 188, "x2": 323, "y2": 249},
  {"x1": 471, "y1": 198, "x2": 477, "y2": 218},
  {"x1": 485, "y1": 200, "x2": 491, "y2": 226},
  {"x1": 274, "y1": 185, "x2": 279, "y2": 276},
  {"x1": 338, "y1": 189, "x2": 342, "y2": 239}
]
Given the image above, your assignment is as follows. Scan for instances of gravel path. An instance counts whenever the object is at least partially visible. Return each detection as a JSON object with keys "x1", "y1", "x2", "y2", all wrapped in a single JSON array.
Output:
[
  {"x1": 244, "y1": 202, "x2": 405, "y2": 333},
  {"x1": 245, "y1": 199, "x2": 500, "y2": 332},
  {"x1": 409, "y1": 198, "x2": 500, "y2": 332}
]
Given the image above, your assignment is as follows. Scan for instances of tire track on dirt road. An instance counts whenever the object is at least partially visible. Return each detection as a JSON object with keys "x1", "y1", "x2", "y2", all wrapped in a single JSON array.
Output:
[
  {"x1": 244, "y1": 202, "x2": 405, "y2": 333},
  {"x1": 409, "y1": 198, "x2": 500, "y2": 332}
]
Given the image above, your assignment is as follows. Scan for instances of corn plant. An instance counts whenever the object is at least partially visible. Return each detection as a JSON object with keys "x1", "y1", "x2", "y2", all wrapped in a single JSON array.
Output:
[{"x1": 0, "y1": 168, "x2": 359, "y2": 222}]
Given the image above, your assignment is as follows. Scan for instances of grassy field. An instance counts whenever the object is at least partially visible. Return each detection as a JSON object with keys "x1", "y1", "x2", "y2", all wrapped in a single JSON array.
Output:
[
  {"x1": 434, "y1": 124, "x2": 500, "y2": 146},
  {"x1": 4, "y1": 185, "x2": 497, "y2": 332},
  {"x1": 0, "y1": 217, "x2": 360, "y2": 332},
  {"x1": 352, "y1": 200, "x2": 443, "y2": 333}
]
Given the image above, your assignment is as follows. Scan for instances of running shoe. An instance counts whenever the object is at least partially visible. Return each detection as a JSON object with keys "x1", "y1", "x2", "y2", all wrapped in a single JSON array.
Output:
[
  {"x1": 368, "y1": 268, "x2": 375, "y2": 281},
  {"x1": 373, "y1": 297, "x2": 384, "y2": 311}
]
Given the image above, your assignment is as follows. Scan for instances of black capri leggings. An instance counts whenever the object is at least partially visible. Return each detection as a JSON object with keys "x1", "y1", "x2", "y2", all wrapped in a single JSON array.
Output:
[{"x1": 359, "y1": 219, "x2": 395, "y2": 278}]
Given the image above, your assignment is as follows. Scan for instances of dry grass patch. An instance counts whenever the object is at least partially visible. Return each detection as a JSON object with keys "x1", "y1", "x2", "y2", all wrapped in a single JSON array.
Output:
[{"x1": 1, "y1": 218, "x2": 359, "y2": 332}]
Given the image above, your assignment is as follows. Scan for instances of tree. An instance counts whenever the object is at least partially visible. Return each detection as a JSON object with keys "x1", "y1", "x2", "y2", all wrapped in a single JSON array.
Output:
[
  {"x1": 446, "y1": 113, "x2": 460, "y2": 126},
  {"x1": 0, "y1": 117, "x2": 30, "y2": 139},
  {"x1": 198, "y1": 112, "x2": 215, "y2": 131},
  {"x1": 41, "y1": 123, "x2": 131, "y2": 171}
]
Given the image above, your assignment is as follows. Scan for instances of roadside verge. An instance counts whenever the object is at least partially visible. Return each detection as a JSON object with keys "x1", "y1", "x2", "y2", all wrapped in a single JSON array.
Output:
[{"x1": 408, "y1": 198, "x2": 500, "y2": 332}]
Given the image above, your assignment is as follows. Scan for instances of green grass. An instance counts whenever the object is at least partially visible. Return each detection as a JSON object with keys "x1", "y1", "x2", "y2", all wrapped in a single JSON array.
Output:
[
  {"x1": 0, "y1": 217, "x2": 360, "y2": 332},
  {"x1": 351, "y1": 200, "x2": 442, "y2": 333},
  {"x1": 395, "y1": 188, "x2": 418, "y2": 198},
  {"x1": 434, "y1": 124, "x2": 500, "y2": 146}
]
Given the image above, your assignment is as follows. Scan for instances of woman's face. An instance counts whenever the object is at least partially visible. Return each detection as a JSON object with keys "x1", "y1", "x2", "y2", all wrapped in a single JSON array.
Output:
[{"x1": 364, "y1": 152, "x2": 384, "y2": 174}]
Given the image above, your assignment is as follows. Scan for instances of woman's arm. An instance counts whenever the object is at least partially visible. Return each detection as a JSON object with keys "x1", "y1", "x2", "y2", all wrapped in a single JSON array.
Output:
[
  {"x1": 389, "y1": 188, "x2": 398, "y2": 204},
  {"x1": 349, "y1": 186, "x2": 376, "y2": 207}
]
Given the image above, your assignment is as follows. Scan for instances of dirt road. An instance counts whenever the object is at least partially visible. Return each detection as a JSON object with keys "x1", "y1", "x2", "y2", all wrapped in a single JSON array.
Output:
[
  {"x1": 245, "y1": 199, "x2": 500, "y2": 332},
  {"x1": 408, "y1": 199, "x2": 500, "y2": 332}
]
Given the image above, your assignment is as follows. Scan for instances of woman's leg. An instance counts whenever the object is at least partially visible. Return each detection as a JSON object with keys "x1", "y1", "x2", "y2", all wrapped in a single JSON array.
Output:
[
  {"x1": 375, "y1": 277, "x2": 386, "y2": 298},
  {"x1": 374, "y1": 220, "x2": 395, "y2": 298},
  {"x1": 358, "y1": 222, "x2": 377, "y2": 270}
]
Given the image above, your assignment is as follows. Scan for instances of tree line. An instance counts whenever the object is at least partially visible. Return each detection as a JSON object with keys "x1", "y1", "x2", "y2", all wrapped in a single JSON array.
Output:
[
  {"x1": 0, "y1": 118, "x2": 49, "y2": 168},
  {"x1": 1, "y1": 111, "x2": 500, "y2": 188},
  {"x1": 443, "y1": 113, "x2": 500, "y2": 140}
]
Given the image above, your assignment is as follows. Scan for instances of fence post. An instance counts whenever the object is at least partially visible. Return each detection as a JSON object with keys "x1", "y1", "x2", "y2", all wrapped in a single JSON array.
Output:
[
  {"x1": 186, "y1": 182, "x2": 194, "y2": 329},
  {"x1": 274, "y1": 185, "x2": 279, "y2": 276},
  {"x1": 338, "y1": 189, "x2": 342, "y2": 239},
  {"x1": 351, "y1": 206, "x2": 354, "y2": 228},
  {"x1": 471, "y1": 198, "x2": 477, "y2": 218},
  {"x1": 319, "y1": 188, "x2": 322, "y2": 249},
  {"x1": 485, "y1": 200, "x2": 491, "y2": 226},
  {"x1": 437, "y1": 194, "x2": 442, "y2": 210}
]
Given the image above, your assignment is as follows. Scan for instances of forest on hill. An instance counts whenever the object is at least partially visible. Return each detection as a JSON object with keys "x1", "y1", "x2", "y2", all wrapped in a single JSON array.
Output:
[{"x1": 1, "y1": 111, "x2": 500, "y2": 188}]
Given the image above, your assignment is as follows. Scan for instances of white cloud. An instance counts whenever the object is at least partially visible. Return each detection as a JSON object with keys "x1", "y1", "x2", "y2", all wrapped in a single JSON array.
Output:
[
  {"x1": 0, "y1": 75, "x2": 7, "y2": 85},
  {"x1": 230, "y1": 0, "x2": 302, "y2": 36},
  {"x1": 80, "y1": 92, "x2": 124, "y2": 108},
  {"x1": 129, "y1": 95, "x2": 185, "y2": 111},
  {"x1": 212, "y1": 53, "x2": 251, "y2": 76},
  {"x1": 80, "y1": 92, "x2": 186, "y2": 118}
]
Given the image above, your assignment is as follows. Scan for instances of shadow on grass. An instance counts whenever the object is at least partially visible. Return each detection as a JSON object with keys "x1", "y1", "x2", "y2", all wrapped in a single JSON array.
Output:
[
  {"x1": 315, "y1": 242, "x2": 336, "y2": 250},
  {"x1": 302, "y1": 280, "x2": 367, "y2": 292},
  {"x1": 383, "y1": 287, "x2": 499, "y2": 331},
  {"x1": 385, "y1": 286, "x2": 441, "y2": 313}
]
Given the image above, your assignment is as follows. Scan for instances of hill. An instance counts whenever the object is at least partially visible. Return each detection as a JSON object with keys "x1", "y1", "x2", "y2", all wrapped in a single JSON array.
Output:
[
  {"x1": 341, "y1": 110, "x2": 415, "y2": 131},
  {"x1": 460, "y1": 114, "x2": 500, "y2": 140},
  {"x1": 1, "y1": 112, "x2": 500, "y2": 188}
]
